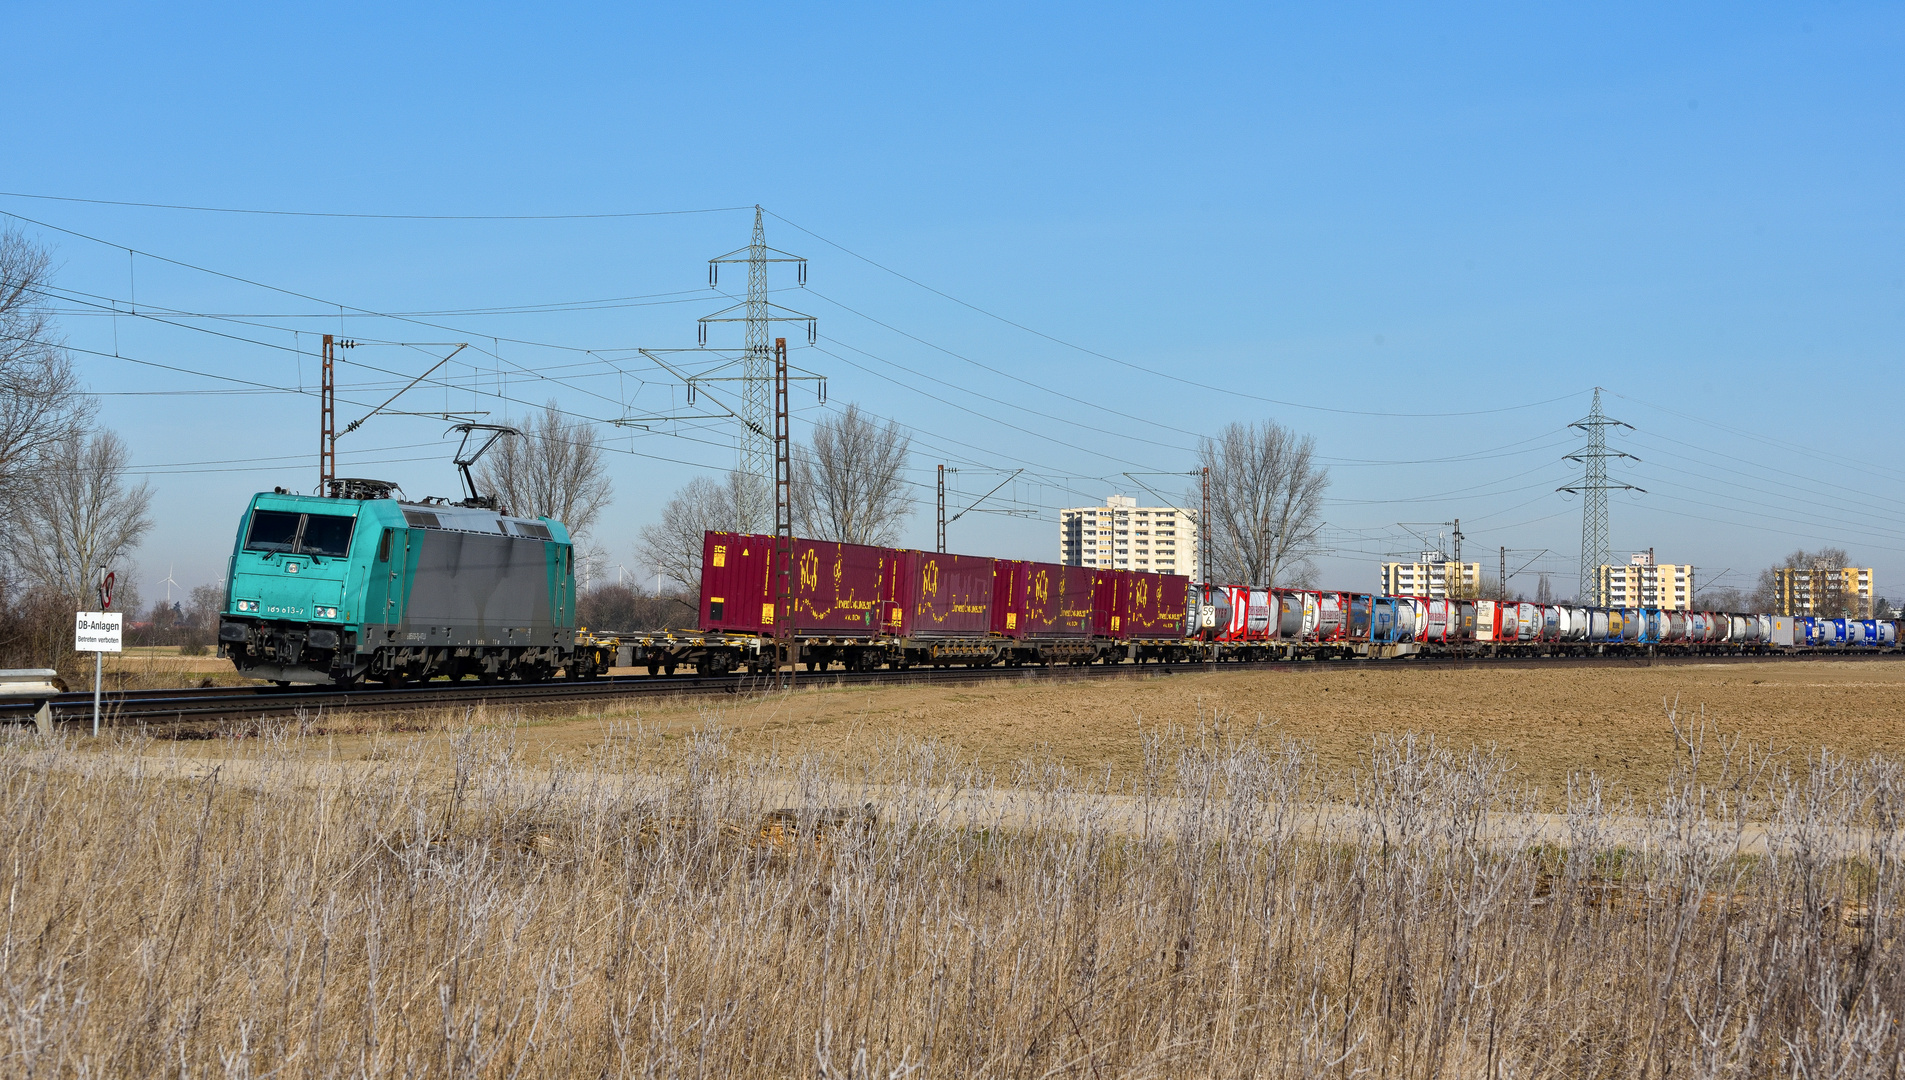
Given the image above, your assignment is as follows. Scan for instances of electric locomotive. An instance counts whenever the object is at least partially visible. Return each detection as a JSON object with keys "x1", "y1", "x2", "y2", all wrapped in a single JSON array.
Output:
[{"x1": 217, "y1": 479, "x2": 589, "y2": 685}]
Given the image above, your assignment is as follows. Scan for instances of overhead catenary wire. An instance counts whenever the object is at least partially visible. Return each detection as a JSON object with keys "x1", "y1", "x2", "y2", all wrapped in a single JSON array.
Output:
[{"x1": 0, "y1": 190, "x2": 753, "y2": 220}]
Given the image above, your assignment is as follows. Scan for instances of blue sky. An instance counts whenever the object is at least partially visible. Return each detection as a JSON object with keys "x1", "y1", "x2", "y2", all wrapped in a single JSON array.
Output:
[{"x1": 4, "y1": 2, "x2": 1902, "y2": 604}]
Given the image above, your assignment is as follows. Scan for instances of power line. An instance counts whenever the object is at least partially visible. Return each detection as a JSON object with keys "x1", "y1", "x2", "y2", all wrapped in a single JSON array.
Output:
[
  {"x1": 765, "y1": 208, "x2": 1590, "y2": 420},
  {"x1": 0, "y1": 190, "x2": 752, "y2": 220}
]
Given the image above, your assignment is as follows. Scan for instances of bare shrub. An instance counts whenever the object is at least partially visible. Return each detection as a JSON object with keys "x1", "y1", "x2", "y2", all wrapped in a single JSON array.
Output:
[{"x1": 0, "y1": 723, "x2": 1895, "y2": 1075}]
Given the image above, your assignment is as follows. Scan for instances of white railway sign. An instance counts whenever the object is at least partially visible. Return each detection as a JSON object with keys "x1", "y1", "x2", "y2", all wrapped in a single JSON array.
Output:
[{"x1": 75, "y1": 612, "x2": 122, "y2": 653}]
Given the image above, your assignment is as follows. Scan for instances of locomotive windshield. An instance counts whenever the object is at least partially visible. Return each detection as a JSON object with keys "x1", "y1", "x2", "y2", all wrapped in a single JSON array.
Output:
[
  {"x1": 245, "y1": 510, "x2": 355, "y2": 557},
  {"x1": 244, "y1": 511, "x2": 301, "y2": 553},
  {"x1": 300, "y1": 514, "x2": 354, "y2": 556}
]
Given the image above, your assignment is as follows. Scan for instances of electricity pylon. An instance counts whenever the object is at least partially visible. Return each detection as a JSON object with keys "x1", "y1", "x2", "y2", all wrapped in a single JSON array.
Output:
[
  {"x1": 701, "y1": 207, "x2": 815, "y2": 532},
  {"x1": 1558, "y1": 388, "x2": 1644, "y2": 604}
]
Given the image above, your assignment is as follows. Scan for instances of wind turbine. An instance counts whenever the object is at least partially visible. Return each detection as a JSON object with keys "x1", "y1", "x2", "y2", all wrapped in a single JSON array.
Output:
[{"x1": 161, "y1": 564, "x2": 181, "y2": 603}]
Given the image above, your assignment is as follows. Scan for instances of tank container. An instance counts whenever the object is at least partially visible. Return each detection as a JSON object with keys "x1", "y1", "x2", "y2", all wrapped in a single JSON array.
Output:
[
  {"x1": 1314, "y1": 592, "x2": 1346, "y2": 641},
  {"x1": 1347, "y1": 593, "x2": 1373, "y2": 642},
  {"x1": 1372, "y1": 597, "x2": 1398, "y2": 643},
  {"x1": 1452, "y1": 601, "x2": 1477, "y2": 641}
]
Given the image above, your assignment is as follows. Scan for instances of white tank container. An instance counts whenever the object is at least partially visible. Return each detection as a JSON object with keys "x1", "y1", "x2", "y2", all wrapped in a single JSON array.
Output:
[{"x1": 1246, "y1": 589, "x2": 1272, "y2": 638}]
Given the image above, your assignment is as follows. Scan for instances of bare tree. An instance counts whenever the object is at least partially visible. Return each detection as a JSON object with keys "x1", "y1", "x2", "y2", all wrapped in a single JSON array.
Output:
[
  {"x1": 636, "y1": 469, "x2": 762, "y2": 594},
  {"x1": 0, "y1": 227, "x2": 93, "y2": 512},
  {"x1": 475, "y1": 400, "x2": 613, "y2": 543},
  {"x1": 793, "y1": 404, "x2": 912, "y2": 546},
  {"x1": 11, "y1": 429, "x2": 153, "y2": 608},
  {"x1": 1196, "y1": 420, "x2": 1330, "y2": 586}
]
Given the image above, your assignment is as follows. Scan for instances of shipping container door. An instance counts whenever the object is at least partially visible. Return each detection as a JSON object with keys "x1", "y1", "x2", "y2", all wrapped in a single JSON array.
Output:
[
  {"x1": 1090, "y1": 570, "x2": 1127, "y2": 638},
  {"x1": 990, "y1": 560, "x2": 1028, "y2": 637}
]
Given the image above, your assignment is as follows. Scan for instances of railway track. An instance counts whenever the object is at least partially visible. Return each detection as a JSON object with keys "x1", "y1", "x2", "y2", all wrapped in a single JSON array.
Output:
[{"x1": 5, "y1": 650, "x2": 1898, "y2": 732}]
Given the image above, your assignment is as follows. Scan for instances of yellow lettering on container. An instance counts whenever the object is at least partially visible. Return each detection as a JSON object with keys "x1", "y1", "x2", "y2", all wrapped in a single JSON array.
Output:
[
  {"x1": 762, "y1": 602, "x2": 775, "y2": 624},
  {"x1": 713, "y1": 545, "x2": 727, "y2": 568},
  {"x1": 1006, "y1": 613, "x2": 1017, "y2": 629}
]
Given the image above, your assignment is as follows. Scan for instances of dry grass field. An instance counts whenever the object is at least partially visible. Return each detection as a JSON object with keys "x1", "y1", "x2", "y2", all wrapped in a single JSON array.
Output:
[
  {"x1": 436, "y1": 658, "x2": 1905, "y2": 803},
  {"x1": 4, "y1": 713, "x2": 1900, "y2": 1076},
  {"x1": 7, "y1": 658, "x2": 1897, "y2": 1075}
]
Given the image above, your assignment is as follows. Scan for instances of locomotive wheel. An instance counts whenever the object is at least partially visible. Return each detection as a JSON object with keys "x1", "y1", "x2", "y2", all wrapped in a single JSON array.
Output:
[{"x1": 646, "y1": 659, "x2": 661, "y2": 676}]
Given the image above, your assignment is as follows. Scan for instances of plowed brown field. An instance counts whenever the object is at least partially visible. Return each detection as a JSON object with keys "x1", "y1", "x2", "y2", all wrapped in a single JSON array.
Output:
[{"x1": 509, "y1": 658, "x2": 1905, "y2": 799}]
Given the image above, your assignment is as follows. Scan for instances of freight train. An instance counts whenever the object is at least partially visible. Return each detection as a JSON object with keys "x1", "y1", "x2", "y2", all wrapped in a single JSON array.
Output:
[
  {"x1": 672, "y1": 531, "x2": 1899, "y2": 675},
  {"x1": 217, "y1": 483, "x2": 1895, "y2": 687}
]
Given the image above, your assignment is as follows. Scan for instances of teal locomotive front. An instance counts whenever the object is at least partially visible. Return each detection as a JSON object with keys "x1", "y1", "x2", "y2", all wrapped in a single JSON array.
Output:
[{"x1": 217, "y1": 491, "x2": 578, "y2": 685}]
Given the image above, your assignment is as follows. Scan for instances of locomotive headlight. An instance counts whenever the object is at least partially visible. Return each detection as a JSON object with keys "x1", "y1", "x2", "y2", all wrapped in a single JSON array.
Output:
[
  {"x1": 236, "y1": 600, "x2": 259, "y2": 612},
  {"x1": 315, "y1": 606, "x2": 338, "y2": 620}
]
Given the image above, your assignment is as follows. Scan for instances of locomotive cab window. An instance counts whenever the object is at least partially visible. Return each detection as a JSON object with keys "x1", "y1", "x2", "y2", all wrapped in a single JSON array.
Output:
[
  {"x1": 244, "y1": 510, "x2": 356, "y2": 557},
  {"x1": 245, "y1": 511, "x2": 302, "y2": 553},
  {"x1": 377, "y1": 528, "x2": 394, "y2": 562},
  {"x1": 300, "y1": 514, "x2": 354, "y2": 557}
]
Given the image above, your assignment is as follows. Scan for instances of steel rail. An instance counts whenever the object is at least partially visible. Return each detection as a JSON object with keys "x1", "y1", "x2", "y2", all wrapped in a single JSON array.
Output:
[{"x1": 3, "y1": 650, "x2": 1899, "y2": 733}]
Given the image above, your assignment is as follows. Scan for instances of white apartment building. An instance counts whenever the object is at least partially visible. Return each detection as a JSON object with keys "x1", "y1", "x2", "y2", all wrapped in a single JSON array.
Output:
[
  {"x1": 1059, "y1": 495, "x2": 1200, "y2": 576},
  {"x1": 1597, "y1": 552, "x2": 1695, "y2": 609},
  {"x1": 1380, "y1": 561, "x2": 1482, "y2": 599}
]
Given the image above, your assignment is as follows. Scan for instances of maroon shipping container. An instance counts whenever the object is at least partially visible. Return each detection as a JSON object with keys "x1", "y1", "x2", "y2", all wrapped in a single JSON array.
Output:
[
  {"x1": 1125, "y1": 571, "x2": 1191, "y2": 638},
  {"x1": 698, "y1": 531, "x2": 901, "y2": 636},
  {"x1": 1091, "y1": 570, "x2": 1128, "y2": 638},
  {"x1": 1021, "y1": 561, "x2": 1093, "y2": 638},
  {"x1": 991, "y1": 560, "x2": 1028, "y2": 638},
  {"x1": 894, "y1": 551, "x2": 995, "y2": 638}
]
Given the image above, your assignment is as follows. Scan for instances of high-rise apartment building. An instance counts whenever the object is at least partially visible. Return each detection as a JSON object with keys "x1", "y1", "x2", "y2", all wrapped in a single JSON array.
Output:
[
  {"x1": 1597, "y1": 552, "x2": 1694, "y2": 609},
  {"x1": 1772, "y1": 566, "x2": 1875, "y2": 617},
  {"x1": 1059, "y1": 495, "x2": 1200, "y2": 576},
  {"x1": 1380, "y1": 561, "x2": 1482, "y2": 599}
]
